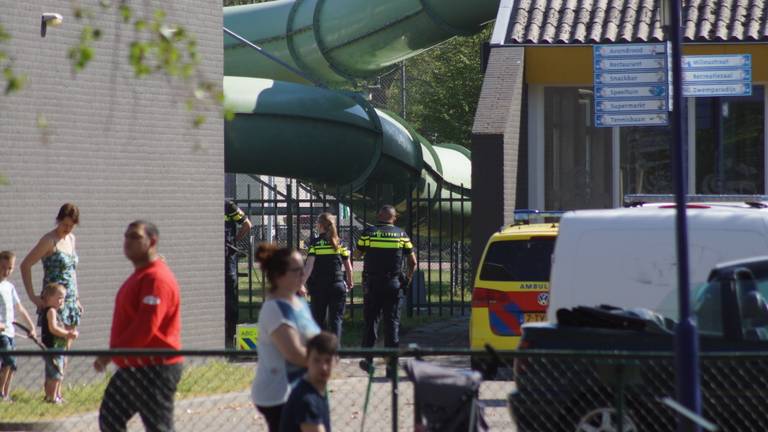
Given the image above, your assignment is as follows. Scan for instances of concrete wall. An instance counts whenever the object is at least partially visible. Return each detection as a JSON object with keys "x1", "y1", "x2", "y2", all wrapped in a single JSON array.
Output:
[{"x1": 0, "y1": 1, "x2": 224, "y2": 349}]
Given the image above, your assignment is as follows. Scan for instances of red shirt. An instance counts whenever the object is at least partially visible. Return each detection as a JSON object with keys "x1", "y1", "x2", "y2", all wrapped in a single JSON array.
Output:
[{"x1": 109, "y1": 259, "x2": 182, "y2": 368}]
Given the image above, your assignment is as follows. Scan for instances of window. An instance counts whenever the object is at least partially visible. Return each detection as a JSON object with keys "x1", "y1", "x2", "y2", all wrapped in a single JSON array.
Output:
[
  {"x1": 693, "y1": 281, "x2": 723, "y2": 336},
  {"x1": 544, "y1": 87, "x2": 613, "y2": 210},
  {"x1": 479, "y1": 238, "x2": 556, "y2": 282},
  {"x1": 696, "y1": 86, "x2": 764, "y2": 194},
  {"x1": 620, "y1": 126, "x2": 673, "y2": 195}
]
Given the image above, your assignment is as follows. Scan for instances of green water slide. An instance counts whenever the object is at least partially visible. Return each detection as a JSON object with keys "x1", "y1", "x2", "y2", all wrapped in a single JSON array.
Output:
[{"x1": 223, "y1": 0, "x2": 498, "y2": 229}]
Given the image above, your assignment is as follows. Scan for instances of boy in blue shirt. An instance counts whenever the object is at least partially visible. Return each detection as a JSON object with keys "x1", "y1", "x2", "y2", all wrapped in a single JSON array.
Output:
[
  {"x1": 280, "y1": 332, "x2": 337, "y2": 432},
  {"x1": 0, "y1": 251, "x2": 37, "y2": 402}
]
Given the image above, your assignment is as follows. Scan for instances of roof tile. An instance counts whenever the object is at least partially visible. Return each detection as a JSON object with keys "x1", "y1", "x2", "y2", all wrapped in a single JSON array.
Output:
[
  {"x1": 504, "y1": 0, "x2": 768, "y2": 43},
  {"x1": 714, "y1": 1, "x2": 732, "y2": 40},
  {"x1": 572, "y1": 0, "x2": 592, "y2": 42},
  {"x1": 588, "y1": 0, "x2": 610, "y2": 42},
  {"x1": 745, "y1": 0, "x2": 764, "y2": 40}
]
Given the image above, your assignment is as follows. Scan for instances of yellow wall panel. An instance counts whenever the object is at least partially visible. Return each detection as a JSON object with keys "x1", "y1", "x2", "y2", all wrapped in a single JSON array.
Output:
[{"x1": 525, "y1": 44, "x2": 768, "y2": 84}]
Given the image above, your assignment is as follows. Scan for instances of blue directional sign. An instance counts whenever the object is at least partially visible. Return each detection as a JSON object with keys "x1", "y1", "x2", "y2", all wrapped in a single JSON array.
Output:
[
  {"x1": 681, "y1": 54, "x2": 752, "y2": 97},
  {"x1": 593, "y1": 43, "x2": 669, "y2": 128}
]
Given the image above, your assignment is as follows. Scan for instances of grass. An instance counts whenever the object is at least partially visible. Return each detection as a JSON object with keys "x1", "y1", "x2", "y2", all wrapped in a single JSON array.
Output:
[
  {"x1": 236, "y1": 303, "x2": 453, "y2": 347},
  {"x1": 233, "y1": 263, "x2": 468, "y2": 346},
  {"x1": 0, "y1": 361, "x2": 252, "y2": 422},
  {"x1": 237, "y1": 265, "x2": 472, "y2": 309}
]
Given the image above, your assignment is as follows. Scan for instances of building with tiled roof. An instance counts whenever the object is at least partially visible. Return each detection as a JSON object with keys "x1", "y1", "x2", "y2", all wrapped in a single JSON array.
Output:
[{"x1": 471, "y1": 0, "x2": 768, "y2": 261}]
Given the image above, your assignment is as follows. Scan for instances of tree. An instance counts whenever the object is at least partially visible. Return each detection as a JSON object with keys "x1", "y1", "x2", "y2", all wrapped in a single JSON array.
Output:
[
  {"x1": 221, "y1": 0, "x2": 489, "y2": 149},
  {"x1": 0, "y1": 23, "x2": 25, "y2": 95},
  {"x1": 387, "y1": 26, "x2": 492, "y2": 148},
  {"x1": 0, "y1": 3, "x2": 228, "y2": 126}
]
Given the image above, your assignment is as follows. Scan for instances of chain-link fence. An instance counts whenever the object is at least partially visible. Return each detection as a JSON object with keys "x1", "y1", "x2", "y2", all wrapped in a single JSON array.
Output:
[
  {"x1": 4, "y1": 348, "x2": 764, "y2": 431},
  {"x1": 506, "y1": 350, "x2": 768, "y2": 432},
  {"x1": 2, "y1": 349, "x2": 501, "y2": 432}
]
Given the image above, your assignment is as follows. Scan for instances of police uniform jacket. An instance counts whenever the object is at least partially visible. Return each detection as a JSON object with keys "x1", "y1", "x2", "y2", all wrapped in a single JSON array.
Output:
[
  {"x1": 306, "y1": 234, "x2": 350, "y2": 287},
  {"x1": 225, "y1": 203, "x2": 247, "y2": 257},
  {"x1": 356, "y1": 223, "x2": 413, "y2": 276}
]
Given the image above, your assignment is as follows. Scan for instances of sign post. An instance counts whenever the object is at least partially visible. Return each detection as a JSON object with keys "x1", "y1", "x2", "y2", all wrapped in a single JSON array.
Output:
[
  {"x1": 682, "y1": 54, "x2": 752, "y2": 97},
  {"x1": 667, "y1": 0, "x2": 702, "y2": 430},
  {"x1": 593, "y1": 43, "x2": 669, "y2": 128}
]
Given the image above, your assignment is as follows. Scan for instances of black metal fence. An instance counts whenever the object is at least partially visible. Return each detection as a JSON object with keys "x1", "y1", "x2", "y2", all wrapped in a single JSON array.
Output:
[{"x1": 231, "y1": 177, "x2": 472, "y2": 323}]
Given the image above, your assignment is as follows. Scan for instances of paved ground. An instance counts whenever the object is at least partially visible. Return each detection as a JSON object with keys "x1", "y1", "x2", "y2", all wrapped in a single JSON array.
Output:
[{"x1": 401, "y1": 313, "x2": 469, "y2": 348}]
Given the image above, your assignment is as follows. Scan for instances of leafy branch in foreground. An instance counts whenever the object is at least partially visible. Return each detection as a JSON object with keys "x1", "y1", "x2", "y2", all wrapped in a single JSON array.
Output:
[
  {"x1": 70, "y1": 2, "x2": 229, "y2": 127},
  {"x1": 0, "y1": 22, "x2": 26, "y2": 95}
]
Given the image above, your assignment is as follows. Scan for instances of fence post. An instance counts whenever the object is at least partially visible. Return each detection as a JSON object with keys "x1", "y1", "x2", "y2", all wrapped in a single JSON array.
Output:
[
  {"x1": 406, "y1": 186, "x2": 414, "y2": 318},
  {"x1": 460, "y1": 184, "x2": 466, "y2": 316},
  {"x1": 261, "y1": 180, "x2": 267, "y2": 303},
  {"x1": 426, "y1": 183, "x2": 432, "y2": 316},
  {"x1": 449, "y1": 188, "x2": 454, "y2": 315},
  {"x1": 438, "y1": 190, "x2": 443, "y2": 317},
  {"x1": 287, "y1": 182, "x2": 294, "y2": 249},
  {"x1": 615, "y1": 362, "x2": 626, "y2": 432},
  {"x1": 415, "y1": 186, "x2": 421, "y2": 316},
  {"x1": 390, "y1": 353, "x2": 399, "y2": 432},
  {"x1": 247, "y1": 184, "x2": 254, "y2": 321},
  {"x1": 349, "y1": 185, "x2": 355, "y2": 319}
]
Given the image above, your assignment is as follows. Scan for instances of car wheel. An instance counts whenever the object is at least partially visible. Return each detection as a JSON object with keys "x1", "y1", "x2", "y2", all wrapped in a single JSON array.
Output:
[{"x1": 574, "y1": 407, "x2": 638, "y2": 432}]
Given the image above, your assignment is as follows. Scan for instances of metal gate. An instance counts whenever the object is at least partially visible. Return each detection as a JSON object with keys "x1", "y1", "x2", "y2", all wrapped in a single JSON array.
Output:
[{"x1": 230, "y1": 176, "x2": 472, "y2": 322}]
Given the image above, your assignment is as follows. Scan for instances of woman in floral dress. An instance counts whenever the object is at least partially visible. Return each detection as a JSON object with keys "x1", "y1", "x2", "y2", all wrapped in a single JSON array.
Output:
[{"x1": 21, "y1": 203, "x2": 83, "y2": 350}]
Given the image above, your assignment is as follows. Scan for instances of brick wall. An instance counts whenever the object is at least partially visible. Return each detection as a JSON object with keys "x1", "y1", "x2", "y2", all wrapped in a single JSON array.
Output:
[
  {"x1": 470, "y1": 47, "x2": 525, "y2": 268},
  {"x1": 516, "y1": 85, "x2": 529, "y2": 208},
  {"x1": 0, "y1": 1, "x2": 224, "y2": 349}
]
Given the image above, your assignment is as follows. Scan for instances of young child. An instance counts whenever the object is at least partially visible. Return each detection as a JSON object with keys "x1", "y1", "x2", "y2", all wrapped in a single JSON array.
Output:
[
  {"x1": 279, "y1": 331, "x2": 338, "y2": 432},
  {"x1": 40, "y1": 283, "x2": 77, "y2": 404},
  {"x1": 0, "y1": 250, "x2": 36, "y2": 402}
]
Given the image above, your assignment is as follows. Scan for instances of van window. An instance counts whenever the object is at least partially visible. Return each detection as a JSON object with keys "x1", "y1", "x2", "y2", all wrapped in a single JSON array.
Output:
[{"x1": 479, "y1": 238, "x2": 555, "y2": 282}]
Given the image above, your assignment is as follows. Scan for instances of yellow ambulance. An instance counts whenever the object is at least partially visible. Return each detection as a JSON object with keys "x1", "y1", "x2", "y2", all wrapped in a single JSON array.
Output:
[{"x1": 470, "y1": 211, "x2": 560, "y2": 354}]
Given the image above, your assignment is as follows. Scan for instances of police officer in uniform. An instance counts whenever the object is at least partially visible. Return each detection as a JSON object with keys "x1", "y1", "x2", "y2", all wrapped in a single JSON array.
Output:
[
  {"x1": 225, "y1": 200, "x2": 252, "y2": 349},
  {"x1": 302, "y1": 212, "x2": 354, "y2": 341},
  {"x1": 356, "y1": 205, "x2": 416, "y2": 371}
]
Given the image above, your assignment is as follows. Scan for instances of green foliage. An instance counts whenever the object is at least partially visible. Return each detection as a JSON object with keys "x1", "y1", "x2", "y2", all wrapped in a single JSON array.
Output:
[
  {"x1": 385, "y1": 27, "x2": 492, "y2": 148},
  {"x1": 0, "y1": 361, "x2": 252, "y2": 421},
  {"x1": 67, "y1": 24, "x2": 99, "y2": 72},
  {"x1": 66, "y1": 2, "x2": 227, "y2": 127},
  {"x1": 0, "y1": 22, "x2": 26, "y2": 95},
  {"x1": 1, "y1": 4, "x2": 229, "y2": 127}
]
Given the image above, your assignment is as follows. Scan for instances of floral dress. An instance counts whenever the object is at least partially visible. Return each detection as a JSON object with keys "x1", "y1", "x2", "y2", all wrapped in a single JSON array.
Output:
[{"x1": 42, "y1": 249, "x2": 81, "y2": 327}]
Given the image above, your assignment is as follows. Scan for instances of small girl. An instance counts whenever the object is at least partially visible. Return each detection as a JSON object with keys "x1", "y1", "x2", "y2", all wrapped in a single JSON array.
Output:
[{"x1": 40, "y1": 283, "x2": 77, "y2": 403}]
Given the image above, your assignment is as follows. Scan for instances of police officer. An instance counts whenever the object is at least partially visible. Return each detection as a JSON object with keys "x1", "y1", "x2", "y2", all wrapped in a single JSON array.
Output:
[
  {"x1": 225, "y1": 200, "x2": 252, "y2": 349},
  {"x1": 356, "y1": 205, "x2": 417, "y2": 371},
  {"x1": 302, "y1": 212, "x2": 354, "y2": 341}
]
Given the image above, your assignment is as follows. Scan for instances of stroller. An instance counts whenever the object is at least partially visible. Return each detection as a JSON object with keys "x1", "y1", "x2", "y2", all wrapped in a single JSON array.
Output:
[{"x1": 403, "y1": 358, "x2": 489, "y2": 432}]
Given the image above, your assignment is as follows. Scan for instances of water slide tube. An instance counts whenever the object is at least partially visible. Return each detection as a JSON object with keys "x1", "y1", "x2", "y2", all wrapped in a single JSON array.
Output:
[{"x1": 223, "y1": 0, "x2": 499, "y2": 231}]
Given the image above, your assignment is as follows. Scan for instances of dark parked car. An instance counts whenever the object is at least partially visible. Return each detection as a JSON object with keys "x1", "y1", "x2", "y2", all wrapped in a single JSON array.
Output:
[{"x1": 509, "y1": 256, "x2": 768, "y2": 432}]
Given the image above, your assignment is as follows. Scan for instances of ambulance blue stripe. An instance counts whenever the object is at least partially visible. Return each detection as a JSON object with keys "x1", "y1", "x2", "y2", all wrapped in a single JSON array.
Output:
[{"x1": 489, "y1": 312, "x2": 513, "y2": 335}]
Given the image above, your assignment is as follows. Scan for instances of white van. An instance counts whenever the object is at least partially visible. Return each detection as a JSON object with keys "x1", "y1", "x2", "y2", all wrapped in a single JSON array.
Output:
[{"x1": 547, "y1": 205, "x2": 768, "y2": 321}]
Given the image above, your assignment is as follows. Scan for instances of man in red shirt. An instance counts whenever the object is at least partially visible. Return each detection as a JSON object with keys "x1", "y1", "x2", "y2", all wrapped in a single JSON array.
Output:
[{"x1": 93, "y1": 220, "x2": 183, "y2": 432}]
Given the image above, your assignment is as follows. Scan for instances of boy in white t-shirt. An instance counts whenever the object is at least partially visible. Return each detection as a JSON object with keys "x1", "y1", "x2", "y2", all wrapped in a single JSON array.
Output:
[{"x1": 0, "y1": 251, "x2": 36, "y2": 402}]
